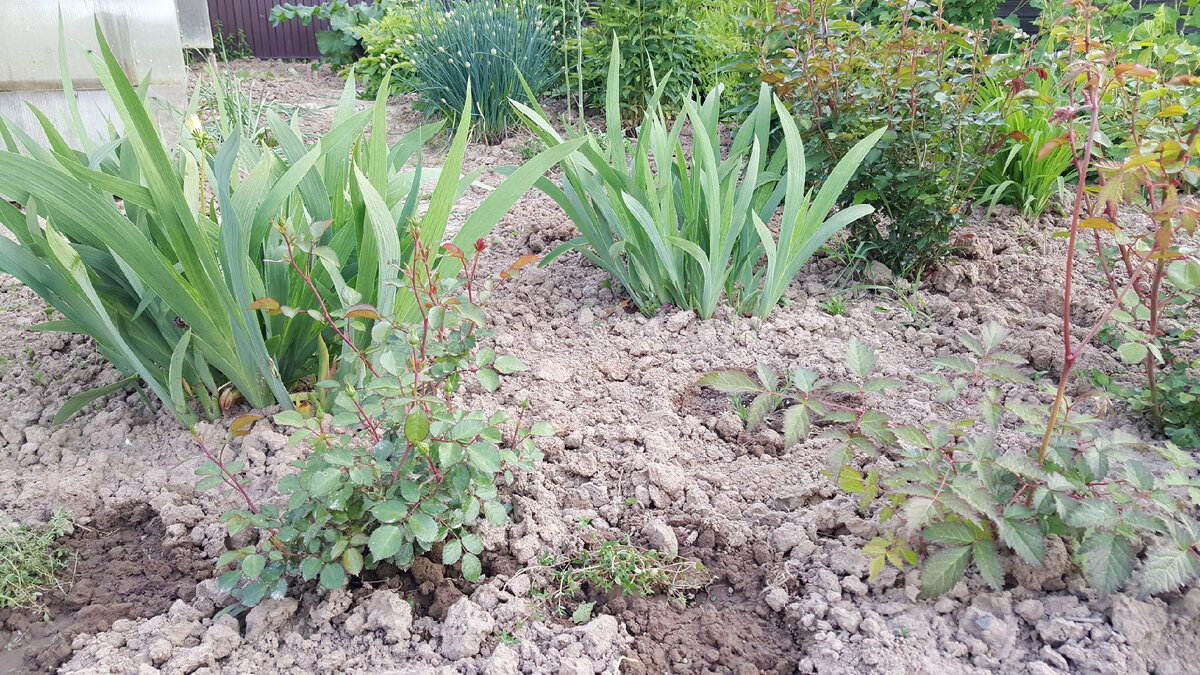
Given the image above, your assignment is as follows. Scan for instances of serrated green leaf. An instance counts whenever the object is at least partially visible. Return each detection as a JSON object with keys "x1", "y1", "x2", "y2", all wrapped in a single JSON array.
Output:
[
  {"x1": 902, "y1": 497, "x2": 938, "y2": 536},
  {"x1": 300, "y1": 556, "x2": 322, "y2": 581},
  {"x1": 922, "y1": 522, "x2": 976, "y2": 546},
  {"x1": 320, "y1": 563, "x2": 346, "y2": 589},
  {"x1": 1118, "y1": 342, "x2": 1149, "y2": 364},
  {"x1": 468, "y1": 441, "x2": 502, "y2": 474},
  {"x1": 973, "y1": 540, "x2": 1003, "y2": 590},
  {"x1": 343, "y1": 547, "x2": 364, "y2": 576},
  {"x1": 1081, "y1": 530, "x2": 1132, "y2": 595},
  {"x1": 699, "y1": 371, "x2": 763, "y2": 393},
  {"x1": 1065, "y1": 499, "x2": 1120, "y2": 529},
  {"x1": 783, "y1": 405, "x2": 811, "y2": 447},
  {"x1": 461, "y1": 551, "x2": 482, "y2": 581},
  {"x1": 493, "y1": 356, "x2": 526, "y2": 374},
  {"x1": 369, "y1": 525, "x2": 405, "y2": 559},
  {"x1": 408, "y1": 513, "x2": 438, "y2": 542},
  {"x1": 461, "y1": 533, "x2": 484, "y2": 555},
  {"x1": 476, "y1": 368, "x2": 499, "y2": 392},
  {"x1": 443, "y1": 539, "x2": 463, "y2": 565},
  {"x1": 918, "y1": 545, "x2": 971, "y2": 598},
  {"x1": 242, "y1": 553, "x2": 265, "y2": 579},
  {"x1": 996, "y1": 517, "x2": 1044, "y2": 566},
  {"x1": 1140, "y1": 546, "x2": 1200, "y2": 595},
  {"x1": 846, "y1": 338, "x2": 877, "y2": 378},
  {"x1": 484, "y1": 501, "x2": 507, "y2": 526},
  {"x1": 309, "y1": 468, "x2": 341, "y2": 496},
  {"x1": 932, "y1": 356, "x2": 975, "y2": 374},
  {"x1": 372, "y1": 501, "x2": 409, "y2": 523}
]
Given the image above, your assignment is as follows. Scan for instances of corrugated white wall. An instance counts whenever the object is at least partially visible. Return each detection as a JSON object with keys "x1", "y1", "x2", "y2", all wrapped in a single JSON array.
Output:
[{"x1": 0, "y1": 0, "x2": 204, "y2": 147}]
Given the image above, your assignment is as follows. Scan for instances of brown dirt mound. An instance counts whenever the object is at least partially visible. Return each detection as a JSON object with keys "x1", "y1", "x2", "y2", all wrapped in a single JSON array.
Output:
[{"x1": 0, "y1": 504, "x2": 211, "y2": 674}]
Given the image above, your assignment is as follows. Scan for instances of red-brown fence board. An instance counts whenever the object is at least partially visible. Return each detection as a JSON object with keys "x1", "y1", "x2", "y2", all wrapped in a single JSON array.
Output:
[{"x1": 207, "y1": 0, "x2": 327, "y2": 59}]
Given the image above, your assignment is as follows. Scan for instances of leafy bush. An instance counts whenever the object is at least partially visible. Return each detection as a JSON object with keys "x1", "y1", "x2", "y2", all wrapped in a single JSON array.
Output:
[
  {"x1": 0, "y1": 24, "x2": 582, "y2": 423},
  {"x1": 577, "y1": 0, "x2": 706, "y2": 119},
  {"x1": 270, "y1": 1, "x2": 394, "y2": 67},
  {"x1": 406, "y1": 0, "x2": 557, "y2": 141},
  {"x1": 758, "y1": 0, "x2": 1014, "y2": 276},
  {"x1": 702, "y1": 326, "x2": 1200, "y2": 597},
  {"x1": 0, "y1": 509, "x2": 73, "y2": 617},
  {"x1": 197, "y1": 241, "x2": 547, "y2": 604},
  {"x1": 515, "y1": 39, "x2": 884, "y2": 319},
  {"x1": 356, "y1": 1, "x2": 423, "y2": 98}
]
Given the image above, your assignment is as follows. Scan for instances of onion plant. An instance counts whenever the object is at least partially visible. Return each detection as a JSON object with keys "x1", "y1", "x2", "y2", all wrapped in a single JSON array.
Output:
[
  {"x1": 513, "y1": 38, "x2": 883, "y2": 319},
  {"x1": 407, "y1": 0, "x2": 557, "y2": 141},
  {"x1": 0, "y1": 22, "x2": 581, "y2": 424}
]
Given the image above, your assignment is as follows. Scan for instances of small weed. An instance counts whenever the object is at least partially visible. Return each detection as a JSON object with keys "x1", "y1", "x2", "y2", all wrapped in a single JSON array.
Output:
[
  {"x1": 519, "y1": 136, "x2": 547, "y2": 162},
  {"x1": 821, "y1": 297, "x2": 847, "y2": 316},
  {"x1": 0, "y1": 509, "x2": 75, "y2": 618},
  {"x1": 528, "y1": 535, "x2": 710, "y2": 619},
  {"x1": 493, "y1": 628, "x2": 519, "y2": 645}
]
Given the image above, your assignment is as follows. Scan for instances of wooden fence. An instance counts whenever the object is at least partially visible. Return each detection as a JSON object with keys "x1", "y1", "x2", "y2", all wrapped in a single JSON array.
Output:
[{"x1": 207, "y1": 0, "x2": 328, "y2": 59}]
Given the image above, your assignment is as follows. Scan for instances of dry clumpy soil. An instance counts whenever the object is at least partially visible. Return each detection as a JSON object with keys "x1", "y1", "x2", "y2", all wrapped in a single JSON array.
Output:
[
  {"x1": 0, "y1": 505, "x2": 209, "y2": 674},
  {"x1": 0, "y1": 62, "x2": 1198, "y2": 674}
]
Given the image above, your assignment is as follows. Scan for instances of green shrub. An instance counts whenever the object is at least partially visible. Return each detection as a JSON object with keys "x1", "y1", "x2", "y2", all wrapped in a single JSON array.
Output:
[
  {"x1": 0, "y1": 23, "x2": 582, "y2": 424},
  {"x1": 702, "y1": 325, "x2": 1200, "y2": 598},
  {"x1": 356, "y1": 1, "x2": 423, "y2": 98},
  {"x1": 406, "y1": 0, "x2": 557, "y2": 140},
  {"x1": 270, "y1": 1, "x2": 394, "y2": 67},
  {"x1": 759, "y1": 0, "x2": 1014, "y2": 276},
  {"x1": 0, "y1": 510, "x2": 73, "y2": 617},
  {"x1": 198, "y1": 242, "x2": 547, "y2": 604},
  {"x1": 577, "y1": 0, "x2": 708, "y2": 119},
  {"x1": 515, "y1": 38, "x2": 884, "y2": 319}
]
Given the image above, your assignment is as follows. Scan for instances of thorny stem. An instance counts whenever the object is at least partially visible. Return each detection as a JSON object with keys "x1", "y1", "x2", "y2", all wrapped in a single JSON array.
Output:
[{"x1": 1035, "y1": 71, "x2": 1102, "y2": 474}]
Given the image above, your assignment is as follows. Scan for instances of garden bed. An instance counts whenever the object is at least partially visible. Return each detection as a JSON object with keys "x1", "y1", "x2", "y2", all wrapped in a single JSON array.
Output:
[{"x1": 1, "y1": 62, "x2": 1198, "y2": 675}]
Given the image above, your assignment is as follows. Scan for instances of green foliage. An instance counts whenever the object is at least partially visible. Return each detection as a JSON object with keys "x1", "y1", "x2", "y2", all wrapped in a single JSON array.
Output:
[
  {"x1": 0, "y1": 509, "x2": 74, "y2": 617},
  {"x1": 199, "y1": 243, "x2": 546, "y2": 606},
  {"x1": 356, "y1": 1, "x2": 422, "y2": 98},
  {"x1": 532, "y1": 535, "x2": 710, "y2": 618},
  {"x1": 702, "y1": 324, "x2": 1200, "y2": 598},
  {"x1": 210, "y1": 20, "x2": 253, "y2": 62},
  {"x1": 405, "y1": 0, "x2": 557, "y2": 140},
  {"x1": 270, "y1": 1, "x2": 393, "y2": 67},
  {"x1": 190, "y1": 60, "x2": 310, "y2": 148},
  {"x1": 975, "y1": 68, "x2": 1075, "y2": 219},
  {"x1": 1094, "y1": 280, "x2": 1200, "y2": 448},
  {"x1": 759, "y1": 0, "x2": 1014, "y2": 276},
  {"x1": 515, "y1": 39, "x2": 883, "y2": 319},
  {"x1": 0, "y1": 24, "x2": 581, "y2": 424},
  {"x1": 577, "y1": 0, "x2": 705, "y2": 119}
]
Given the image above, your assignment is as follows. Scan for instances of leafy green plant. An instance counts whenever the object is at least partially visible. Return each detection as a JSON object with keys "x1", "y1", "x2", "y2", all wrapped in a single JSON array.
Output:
[
  {"x1": 355, "y1": 0, "x2": 423, "y2": 98},
  {"x1": 975, "y1": 66, "x2": 1075, "y2": 220},
  {"x1": 530, "y1": 534, "x2": 710, "y2": 618},
  {"x1": 702, "y1": 325, "x2": 1200, "y2": 598},
  {"x1": 0, "y1": 25, "x2": 582, "y2": 424},
  {"x1": 210, "y1": 20, "x2": 253, "y2": 62},
  {"x1": 0, "y1": 509, "x2": 74, "y2": 618},
  {"x1": 757, "y1": 0, "x2": 1015, "y2": 276},
  {"x1": 197, "y1": 238, "x2": 548, "y2": 605},
  {"x1": 189, "y1": 59, "x2": 309, "y2": 147},
  {"x1": 516, "y1": 38, "x2": 884, "y2": 319},
  {"x1": 577, "y1": 0, "x2": 705, "y2": 119},
  {"x1": 405, "y1": 0, "x2": 557, "y2": 141},
  {"x1": 270, "y1": 1, "x2": 393, "y2": 67},
  {"x1": 821, "y1": 296, "x2": 847, "y2": 316}
]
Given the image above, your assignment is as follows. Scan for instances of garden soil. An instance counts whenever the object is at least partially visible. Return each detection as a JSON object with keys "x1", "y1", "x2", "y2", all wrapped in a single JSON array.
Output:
[{"x1": 0, "y1": 62, "x2": 1198, "y2": 674}]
